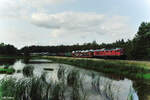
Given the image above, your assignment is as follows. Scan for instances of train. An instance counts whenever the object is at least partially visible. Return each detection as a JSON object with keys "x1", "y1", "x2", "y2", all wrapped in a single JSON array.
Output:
[
  {"x1": 48, "y1": 48, "x2": 126, "y2": 59},
  {"x1": 72, "y1": 48, "x2": 125, "y2": 59}
]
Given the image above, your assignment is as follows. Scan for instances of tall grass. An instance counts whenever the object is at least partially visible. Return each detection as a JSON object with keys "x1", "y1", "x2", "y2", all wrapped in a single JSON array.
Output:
[
  {"x1": 0, "y1": 68, "x2": 15, "y2": 74},
  {"x1": 0, "y1": 65, "x2": 90, "y2": 100},
  {"x1": 57, "y1": 65, "x2": 88, "y2": 100},
  {"x1": 0, "y1": 77, "x2": 42, "y2": 100},
  {"x1": 43, "y1": 56, "x2": 150, "y2": 80},
  {"x1": 23, "y1": 65, "x2": 34, "y2": 77},
  {"x1": 0, "y1": 64, "x2": 139, "y2": 100}
]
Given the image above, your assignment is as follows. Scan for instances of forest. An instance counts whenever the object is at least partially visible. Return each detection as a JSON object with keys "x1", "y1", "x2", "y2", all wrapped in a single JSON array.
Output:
[
  {"x1": 0, "y1": 43, "x2": 18, "y2": 55},
  {"x1": 0, "y1": 22, "x2": 150, "y2": 60}
]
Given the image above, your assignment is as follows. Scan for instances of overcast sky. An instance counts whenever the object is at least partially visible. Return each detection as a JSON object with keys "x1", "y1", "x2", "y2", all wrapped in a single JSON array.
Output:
[{"x1": 0, "y1": 0, "x2": 149, "y2": 48}]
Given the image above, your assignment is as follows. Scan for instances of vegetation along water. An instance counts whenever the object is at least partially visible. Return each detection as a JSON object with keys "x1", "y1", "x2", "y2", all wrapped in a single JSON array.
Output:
[
  {"x1": 0, "y1": 58, "x2": 149, "y2": 100},
  {"x1": 43, "y1": 56, "x2": 150, "y2": 80}
]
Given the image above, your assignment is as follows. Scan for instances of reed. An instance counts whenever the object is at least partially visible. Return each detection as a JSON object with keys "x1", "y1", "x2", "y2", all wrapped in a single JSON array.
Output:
[
  {"x1": 23, "y1": 65, "x2": 34, "y2": 77},
  {"x1": 43, "y1": 56, "x2": 150, "y2": 80},
  {"x1": 0, "y1": 68, "x2": 15, "y2": 74},
  {"x1": 0, "y1": 75, "x2": 50, "y2": 100},
  {"x1": 0, "y1": 65, "x2": 135, "y2": 100}
]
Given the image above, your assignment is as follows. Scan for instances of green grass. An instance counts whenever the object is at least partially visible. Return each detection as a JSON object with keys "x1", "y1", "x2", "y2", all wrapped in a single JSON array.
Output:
[
  {"x1": 143, "y1": 73, "x2": 150, "y2": 79},
  {"x1": 0, "y1": 68, "x2": 15, "y2": 74},
  {"x1": 43, "y1": 56, "x2": 150, "y2": 80},
  {"x1": 0, "y1": 55, "x2": 41, "y2": 60},
  {"x1": 0, "y1": 68, "x2": 90, "y2": 100},
  {"x1": 0, "y1": 55, "x2": 23, "y2": 59}
]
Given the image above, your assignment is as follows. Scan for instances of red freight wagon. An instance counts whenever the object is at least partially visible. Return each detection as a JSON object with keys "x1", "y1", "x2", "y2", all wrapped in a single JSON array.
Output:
[
  {"x1": 93, "y1": 48, "x2": 124, "y2": 57},
  {"x1": 93, "y1": 48, "x2": 106, "y2": 56},
  {"x1": 111, "y1": 50, "x2": 116, "y2": 56},
  {"x1": 104, "y1": 50, "x2": 112, "y2": 56}
]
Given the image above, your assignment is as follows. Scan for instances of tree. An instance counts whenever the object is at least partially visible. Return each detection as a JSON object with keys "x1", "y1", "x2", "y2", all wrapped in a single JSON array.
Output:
[
  {"x1": 133, "y1": 22, "x2": 150, "y2": 59},
  {"x1": 0, "y1": 43, "x2": 18, "y2": 55}
]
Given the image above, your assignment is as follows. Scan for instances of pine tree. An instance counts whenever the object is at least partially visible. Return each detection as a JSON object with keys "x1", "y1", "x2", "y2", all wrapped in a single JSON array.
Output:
[{"x1": 133, "y1": 22, "x2": 150, "y2": 59}]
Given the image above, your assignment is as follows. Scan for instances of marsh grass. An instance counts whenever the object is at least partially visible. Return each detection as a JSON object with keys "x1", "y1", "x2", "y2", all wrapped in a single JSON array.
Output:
[
  {"x1": 67, "y1": 70, "x2": 79, "y2": 86},
  {"x1": 0, "y1": 78, "x2": 16, "y2": 99},
  {"x1": 0, "y1": 75, "x2": 85, "y2": 100},
  {"x1": 0, "y1": 74, "x2": 51, "y2": 100},
  {"x1": 0, "y1": 64, "x2": 137, "y2": 100},
  {"x1": 23, "y1": 65, "x2": 34, "y2": 77},
  {"x1": 43, "y1": 56, "x2": 150, "y2": 80},
  {"x1": 0, "y1": 68, "x2": 15, "y2": 74},
  {"x1": 57, "y1": 66, "x2": 88, "y2": 100}
]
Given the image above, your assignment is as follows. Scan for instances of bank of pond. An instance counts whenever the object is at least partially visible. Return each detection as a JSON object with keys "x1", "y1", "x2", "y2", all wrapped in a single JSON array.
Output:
[
  {"x1": 43, "y1": 56, "x2": 150, "y2": 80},
  {"x1": 0, "y1": 58, "x2": 149, "y2": 100}
]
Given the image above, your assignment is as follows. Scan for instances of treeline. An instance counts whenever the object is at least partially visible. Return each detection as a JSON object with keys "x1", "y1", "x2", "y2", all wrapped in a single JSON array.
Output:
[
  {"x1": 0, "y1": 43, "x2": 18, "y2": 55},
  {"x1": 0, "y1": 22, "x2": 150, "y2": 60},
  {"x1": 20, "y1": 39, "x2": 133, "y2": 58}
]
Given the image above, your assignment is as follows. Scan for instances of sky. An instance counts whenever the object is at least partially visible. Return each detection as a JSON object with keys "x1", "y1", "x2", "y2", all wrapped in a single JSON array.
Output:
[{"x1": 0, "y1": 0, "x2": 149, "y2": 48}]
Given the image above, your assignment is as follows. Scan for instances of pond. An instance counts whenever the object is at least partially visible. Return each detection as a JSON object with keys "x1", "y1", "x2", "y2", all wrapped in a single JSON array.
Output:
[{"x1": 0, "y1": 59, "x2": 150, "y2": 100}]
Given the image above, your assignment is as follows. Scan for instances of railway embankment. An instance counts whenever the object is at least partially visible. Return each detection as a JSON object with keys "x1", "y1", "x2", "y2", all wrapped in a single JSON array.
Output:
[{"x1": 43, "y1": 56, "x2": 150, "y2": 80}]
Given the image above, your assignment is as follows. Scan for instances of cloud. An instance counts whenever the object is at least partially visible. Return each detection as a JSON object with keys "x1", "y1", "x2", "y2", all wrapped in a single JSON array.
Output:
[
  {"x1": 0, "y1": 0, "x2": 32, "y2": 19},
  {"x1": 0, "y1": 0, "x2": 135, "y2": 48},
  {"x1": 22, "y1": 0, "x2": 74, "y2": 8},
  {"x1": 0, "y1": 0, "x2": 75, "y2": 19},
  {"x1": 31, "y1": 12, "x2": 133, "y2": 38}
]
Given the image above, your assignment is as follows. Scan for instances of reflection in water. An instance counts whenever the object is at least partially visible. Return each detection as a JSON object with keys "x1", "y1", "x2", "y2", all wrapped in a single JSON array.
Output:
[
  {"x1": 0, "y1": 59, "x2": 147, "y2": 100},
  {"x1": 22, "y1": 57, "x2": 30, "y2": 64},
  {"x1": 0, "y1": 58, "x2": 16, "y2": 67},
  {"x1": 23, "y1": 58, "x2": 52, "y2": 64},
  {"x1": 56, "y1": 65, "x2": 137, "y2": 100},
  {"x1": 23, "y1": 65, "x2": 34, "y2": 77},
  {"x1": 133, "y1": 80, "x2": 150, "y2": 100}
]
